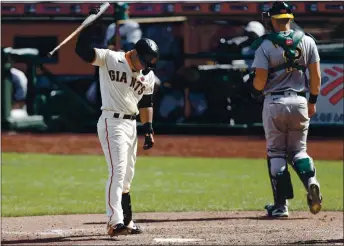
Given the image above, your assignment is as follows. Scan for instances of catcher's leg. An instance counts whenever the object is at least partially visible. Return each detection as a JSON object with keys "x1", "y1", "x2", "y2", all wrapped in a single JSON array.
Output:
[
  {"x1": 268, "y1": 157, "x2": 294, "y2": 204},
  {"x1": 288, "y1": 97, "x2": 322, "y2": 214},
  {"x1": 265, "y1": 156, "x2": 293, "y2": 217},
  {"x1": 291, "y1": 151, "x2": 322, "y2": 214},
  {"x1": 263, "y1": 96, "x2": 292, "y2": 217}
]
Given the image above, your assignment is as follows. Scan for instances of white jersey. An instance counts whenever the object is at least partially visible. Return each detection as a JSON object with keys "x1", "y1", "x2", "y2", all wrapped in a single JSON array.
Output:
[{"x1": 92, "y1": 48, "x2": 155, "y2": 115}]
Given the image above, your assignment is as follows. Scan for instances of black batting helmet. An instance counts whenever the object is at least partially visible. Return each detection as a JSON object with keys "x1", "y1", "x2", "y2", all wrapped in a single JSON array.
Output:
[
  {"x1": 134, "y1": 38, "x2": 159, "y2": 71},
  {"x1": 268, "y1": 1, "x2": 294, "y2": 19}
]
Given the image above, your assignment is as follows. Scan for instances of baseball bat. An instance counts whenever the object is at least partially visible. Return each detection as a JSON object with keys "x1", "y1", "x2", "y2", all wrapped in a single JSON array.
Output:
[{"x1": 48, "y1": 2, "x2": 110, "y2": 57}]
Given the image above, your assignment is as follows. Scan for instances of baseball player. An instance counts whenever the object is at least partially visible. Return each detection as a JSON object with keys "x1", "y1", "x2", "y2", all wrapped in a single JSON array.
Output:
[
  {"x1": 75, "y1": 7, "x2": 159, "y2": 236},
  {"x1": 249, "y1": 1, "x2": 322, "y2": 217}
]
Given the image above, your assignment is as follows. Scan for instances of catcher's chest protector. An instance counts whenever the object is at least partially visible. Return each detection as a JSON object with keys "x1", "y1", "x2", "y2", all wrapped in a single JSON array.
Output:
[{"x1": 251, "y1": 30, "x2": 306, "y2": 73}]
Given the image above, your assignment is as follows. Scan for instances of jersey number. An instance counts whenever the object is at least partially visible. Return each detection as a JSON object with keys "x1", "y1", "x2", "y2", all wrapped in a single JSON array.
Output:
[{"x1": 283, "y1": 47, "x2": 302, "y2": 73}]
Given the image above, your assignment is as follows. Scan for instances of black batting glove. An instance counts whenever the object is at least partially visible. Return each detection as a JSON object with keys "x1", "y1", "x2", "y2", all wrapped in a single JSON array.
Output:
[
  {"x1": 89, "y1": 6, "x2": 100, "y2": 15},
  {"x1": 143, "y1": 122, "x2": 154, "y2": 150}
]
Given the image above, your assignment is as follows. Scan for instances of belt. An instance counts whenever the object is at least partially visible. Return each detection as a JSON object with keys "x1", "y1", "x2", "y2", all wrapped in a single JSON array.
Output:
[
  {"x1": 113, "y1": 113, "x2": 137, "y2": 120},
  {"x1": 270, "y1": 91, "x2": 306, "y2": 98}
]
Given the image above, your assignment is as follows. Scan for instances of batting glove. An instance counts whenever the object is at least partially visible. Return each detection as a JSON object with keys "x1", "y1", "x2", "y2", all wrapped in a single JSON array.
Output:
[
  {"x1": 143, "y1": 122, "x2": 154, "y2": 150},
  {"x1": 89, "y1": 7, "x2": 100, "y2": 15}
]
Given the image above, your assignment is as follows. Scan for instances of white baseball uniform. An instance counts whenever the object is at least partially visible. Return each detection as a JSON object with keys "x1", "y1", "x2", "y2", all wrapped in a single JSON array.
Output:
[{"x1": 92, "y1": 48, "x2": 155, "y2": 226}]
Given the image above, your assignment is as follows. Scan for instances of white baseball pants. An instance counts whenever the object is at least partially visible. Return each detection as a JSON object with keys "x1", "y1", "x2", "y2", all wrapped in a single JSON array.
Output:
[{"x1": 97, "y1": 110, "x2": 137, "y2": 226}]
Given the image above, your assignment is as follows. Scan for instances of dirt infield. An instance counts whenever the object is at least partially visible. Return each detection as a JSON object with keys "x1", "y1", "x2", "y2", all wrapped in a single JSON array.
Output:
[
  {"x1": 1, "y1": 133, "x2": 343, "y2": 245},
  {"x1": 2, "y1": 212, "x2": 344, "y2": 245},
  {"x1": 1, "y1": 133, "x2": 343, "y2": 160}
]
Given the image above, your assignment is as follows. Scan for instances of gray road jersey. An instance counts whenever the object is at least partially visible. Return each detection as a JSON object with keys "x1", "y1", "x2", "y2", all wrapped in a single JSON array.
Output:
[{"x1": 252, "y1": 30, "x2": 320, "y2": 95}]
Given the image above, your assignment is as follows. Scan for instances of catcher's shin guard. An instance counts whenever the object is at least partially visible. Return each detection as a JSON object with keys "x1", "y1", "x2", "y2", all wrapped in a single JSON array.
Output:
[
  {"x1": 122, "y1": 192, "x2": 132, "y2": 226},
  {"x1": 275, "y1": 168, "x2": 294, "y2": 201},
  {"x1": 292, "y1": 157, "x2": 316, "y2": 190},
  {"x1": 267, "y1": 157, "x2": 294, "y2": 205}
]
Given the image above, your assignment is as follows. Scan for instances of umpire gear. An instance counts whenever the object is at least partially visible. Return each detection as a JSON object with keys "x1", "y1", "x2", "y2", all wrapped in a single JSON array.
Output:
[{"x1": 135, "y1": 38, "x2": 159, "y2": 71}]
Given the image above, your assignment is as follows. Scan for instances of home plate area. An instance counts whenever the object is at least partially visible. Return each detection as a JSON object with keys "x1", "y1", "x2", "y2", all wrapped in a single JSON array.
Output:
[{"x1": 1, "y1": 211, "x2": 343, "y2": 245}]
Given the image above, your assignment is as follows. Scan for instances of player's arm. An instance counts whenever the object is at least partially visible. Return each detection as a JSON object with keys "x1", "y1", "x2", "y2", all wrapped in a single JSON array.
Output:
[
  {"x1": 75, "y1": 8, "x2": 107, "y2": 66},
  {"x1": 74, "y1": 8, "x2": 98, "y2": 64},
  {"x1": 75, "y1": 26, "x2": 108, "y2": 66},
  {"x1": 75, "y1": 26, "x2": 96, "y2": 63},
  {"x1": 138, "y1": 94, "x2": 154, "y2": 150},
  {"x1": 307, "y1": 39, "x2": 321, "y2": 117},
  {"x1": 308, "y1": 62, "x2": 321, "y2": 100},
  {"x1": 253, "y1": 68, "x2": 268, "y2": 91},
  {"x1": 248, "y1": 45, "x2": 269, "y2": 96},
  {"x1": 307, "y1": 40, "x2": 321, "y2": 104}
]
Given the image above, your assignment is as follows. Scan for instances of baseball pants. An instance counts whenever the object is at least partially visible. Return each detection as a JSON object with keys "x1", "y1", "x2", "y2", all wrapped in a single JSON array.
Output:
[
  {"x1": 263, "y1": 91, "x2": 311, "y2": 158},
  {"x1": 97, "y1": 110, "x2": 137, "y2": 226}
]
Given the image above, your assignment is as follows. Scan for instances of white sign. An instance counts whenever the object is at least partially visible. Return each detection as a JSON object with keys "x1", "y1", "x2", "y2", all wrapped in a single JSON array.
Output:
[{"x1": 310, "y1": 63, "x2": 343, "y2": 125}]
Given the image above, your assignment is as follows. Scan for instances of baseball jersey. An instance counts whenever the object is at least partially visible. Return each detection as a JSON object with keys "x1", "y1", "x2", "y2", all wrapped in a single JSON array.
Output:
[
  {"x1": 252, "y1": 30, "x2": 320, "y2": 94},
  {"x1": 92, "y1": 48, "x2": 155, "y2": 115}
]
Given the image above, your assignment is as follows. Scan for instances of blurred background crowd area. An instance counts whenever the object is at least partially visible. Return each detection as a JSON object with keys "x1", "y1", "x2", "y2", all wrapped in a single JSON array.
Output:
[{"x1": 1, "y1": 2, "x2": 343, "y2": 134}]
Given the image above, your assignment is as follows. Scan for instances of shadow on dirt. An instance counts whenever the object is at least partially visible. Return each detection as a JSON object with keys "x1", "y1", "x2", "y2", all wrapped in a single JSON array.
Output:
[
  {"x1": 289, "y1": 238, "x2": 344, "y2": 245},
  {"x1": 1, "y1": 235, "x2": 118, "y2": 245},
  {"x1": 83, "y1": 216, "x2": 309, "y2": 225}
]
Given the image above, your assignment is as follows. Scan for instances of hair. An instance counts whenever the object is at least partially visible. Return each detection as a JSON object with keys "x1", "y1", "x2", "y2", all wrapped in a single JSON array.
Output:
[{"x1": 276, "y1": 18, "x2": 291, "y2": 26}]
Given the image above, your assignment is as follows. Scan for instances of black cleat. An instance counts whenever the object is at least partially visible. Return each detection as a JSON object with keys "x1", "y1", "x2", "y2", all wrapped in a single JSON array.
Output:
[
  {"x1": 127, "y1": 220, "x2": 143, "y2": 234},
  {"x1": 265, "y1": 204, "x2": 289, "y2": 217}
]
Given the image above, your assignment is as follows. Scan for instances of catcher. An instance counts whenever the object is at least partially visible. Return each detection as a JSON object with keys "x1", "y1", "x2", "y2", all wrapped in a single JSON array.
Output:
[{"x1": 249, "y1": 1, "x2": 323, "y2": 217}]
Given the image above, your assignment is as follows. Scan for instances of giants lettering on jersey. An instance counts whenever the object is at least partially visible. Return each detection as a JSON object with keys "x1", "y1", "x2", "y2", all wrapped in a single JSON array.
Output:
[{"x1": 108, "y1": 70, "x2": 146, "y2": 95}]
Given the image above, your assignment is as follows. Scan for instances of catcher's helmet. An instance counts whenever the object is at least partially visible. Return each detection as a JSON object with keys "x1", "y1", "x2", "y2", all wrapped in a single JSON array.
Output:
[
  {"x1": 135, "y1": 38, "x2": 159, "y2": 70},
  {"x1": 268, "y1": 1, "x2": 294, "y2": 19}
]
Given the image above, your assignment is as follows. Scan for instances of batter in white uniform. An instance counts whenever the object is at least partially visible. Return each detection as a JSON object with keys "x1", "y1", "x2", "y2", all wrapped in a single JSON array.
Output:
[{"x1": 75, "y1": 7, "x2": 159, "y2": 237}]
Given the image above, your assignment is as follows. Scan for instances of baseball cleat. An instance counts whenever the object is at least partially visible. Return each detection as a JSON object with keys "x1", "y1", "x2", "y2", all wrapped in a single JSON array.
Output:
[
  {"x1": 107, "y1": 223, "x2": 131, "y2": 237},
  {"x1": 307, "y1": 183, "x2": 322, "y2": 215},
  {"x1": 127, "y1": 220, "x2": 143, "y2": 234},
  {"x1": 265, "y1": 204, "x2": 289, "y2": 218}
]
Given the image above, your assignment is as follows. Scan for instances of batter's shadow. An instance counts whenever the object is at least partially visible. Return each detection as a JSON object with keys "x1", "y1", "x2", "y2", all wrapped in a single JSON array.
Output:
[
  {"x1": 288, "y1": 238, "x2": 344, "y2": 245},
  {"x1": 83, "y1": 216, "x2": 309, "y2": 225}
]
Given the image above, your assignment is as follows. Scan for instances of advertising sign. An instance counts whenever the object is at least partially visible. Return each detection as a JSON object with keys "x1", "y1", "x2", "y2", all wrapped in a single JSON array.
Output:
[{"x1": 310, "y1": 63, "x2": 344, "y2": 125}]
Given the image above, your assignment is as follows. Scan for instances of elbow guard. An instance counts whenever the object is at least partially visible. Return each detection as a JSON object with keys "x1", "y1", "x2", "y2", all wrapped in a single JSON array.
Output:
[{"x1": 138, "y1": 94, "x2": 153, "y2": 108}]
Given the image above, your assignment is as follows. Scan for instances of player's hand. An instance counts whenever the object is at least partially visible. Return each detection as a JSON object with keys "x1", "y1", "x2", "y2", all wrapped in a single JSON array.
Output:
[
  {"x1": 308, "y1": 103, "x2": 316, "y2": 118},
  {"x1": 143, "y1": 133, "x2": 154, "y2": 150},
  {"x1": 142, "y1": 122, "x2": 154, "y2": 150},
  {"x1": 89, "y1": 6, "x2": 100, "y2": 15}
]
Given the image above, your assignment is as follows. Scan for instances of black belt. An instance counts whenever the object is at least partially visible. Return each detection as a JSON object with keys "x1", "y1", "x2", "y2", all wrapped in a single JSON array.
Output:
[
  {"x1": 113, "y1": 113, "x2": 136, "y2": 120},
  {"x1": 270, "y1": 91, "x2": 306, "y2": 98}
]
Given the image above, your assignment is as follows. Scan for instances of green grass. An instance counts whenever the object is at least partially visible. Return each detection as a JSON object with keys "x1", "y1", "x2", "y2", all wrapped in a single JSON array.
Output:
[{"x1": 1, "y1": 153, "x2": 343, "y2": 217}]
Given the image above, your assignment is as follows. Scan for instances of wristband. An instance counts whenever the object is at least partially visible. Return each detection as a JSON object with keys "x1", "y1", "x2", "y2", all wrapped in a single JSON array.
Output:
[
  {"x1": 308, "y1": 93, "x2": 318, "y2": 104},
  {"x1": 143, "y1": 122, "x2": 153, "y2": 134}
]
